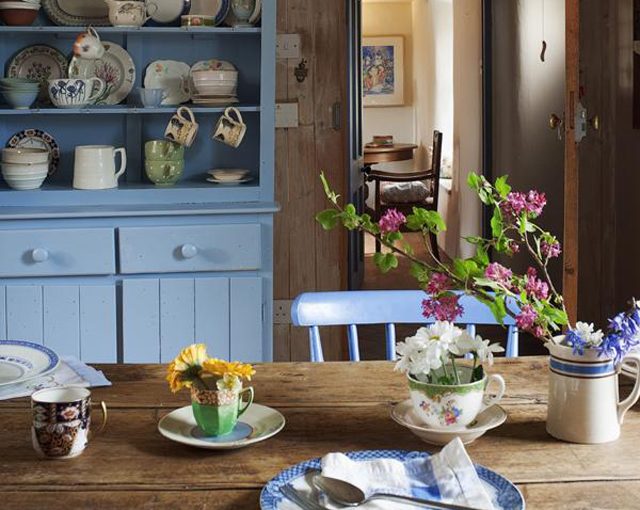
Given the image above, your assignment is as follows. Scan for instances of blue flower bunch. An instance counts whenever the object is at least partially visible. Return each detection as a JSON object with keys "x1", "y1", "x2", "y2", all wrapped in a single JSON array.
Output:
[{"x1": 564, "y1": 300, "x2": 640, "y2": 364}]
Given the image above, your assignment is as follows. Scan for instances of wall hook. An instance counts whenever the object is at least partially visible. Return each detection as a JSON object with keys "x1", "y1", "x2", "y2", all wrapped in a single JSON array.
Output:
[{"x1": 294, "y1": 59, "x2": 308, "y2": 83}]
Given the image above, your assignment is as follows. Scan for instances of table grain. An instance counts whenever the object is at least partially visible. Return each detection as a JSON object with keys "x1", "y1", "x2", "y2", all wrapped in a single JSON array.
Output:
[{"x1": 1, "y1": 357, "x2": 639, "y2": 509}]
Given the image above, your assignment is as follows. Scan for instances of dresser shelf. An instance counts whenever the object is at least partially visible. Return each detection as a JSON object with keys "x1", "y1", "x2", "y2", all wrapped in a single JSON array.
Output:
[
  {"x1": 0, "y1": 105, "x2": 262, "y2": 115},
  {"x1": 0, "y1": 26, "x2": 261, "y2": 35}
]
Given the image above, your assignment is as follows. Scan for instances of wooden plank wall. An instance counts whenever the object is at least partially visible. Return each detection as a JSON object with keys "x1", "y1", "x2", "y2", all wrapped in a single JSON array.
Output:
[{"x1": 273, "y1": 0, "x2": 349, "y2": 361}]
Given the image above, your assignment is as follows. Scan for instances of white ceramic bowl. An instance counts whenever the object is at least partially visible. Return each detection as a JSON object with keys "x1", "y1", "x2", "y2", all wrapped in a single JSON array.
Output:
[
  {"x1": 2, "y1": 173, "x2": 47, "y2": 190},
  {"x1": 194, "y1": 84, "x2": 237, "y2": 96},
  {"x1": 209, "y1": 169, "x2": 249, "y2": 181},
  {"x1": 1, "y1": 161, "x2": 48, "y2": 174},
  {"x1": 192, "y1": 69, "x2": 238, "y2": 82},
  {"x1": 2, "y1": 148, "x2": 49, "y2": 164}
]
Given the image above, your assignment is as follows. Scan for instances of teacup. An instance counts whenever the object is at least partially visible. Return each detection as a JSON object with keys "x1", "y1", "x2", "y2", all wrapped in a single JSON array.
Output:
[
  {"x1": 31, "y1": 386, "x2": 107, "y2": 459},
  {"x1": 72, "y1": 27, "x2": 105, "y2": 60},
  {"x1": 145, "y1": 140, "x2": 184, "y2": 161},
  {"x1": 106, "y1": 0, "x2": 158, "y2": 27},
  {"x1": 145, "y1": 159, "x2": 184, "y2": 186},
  {"x1": 212, "y1": 107, "x2": 247, "y2": 148},
  {"x1": 190, "y1": 386, "x2": 254, "y2": 436},
  {"x1": 164, "y1": 106, "x2": 199, "y2": 147},
  {"x1": 138, "y1": 87, "x2": 165, "y2": 108},
  {"x1": 408, "y1": 366, "x2": 506, "y2": 430},
  {"x1": 48, "y1": 78, "x2": 106, "y2": 108}
]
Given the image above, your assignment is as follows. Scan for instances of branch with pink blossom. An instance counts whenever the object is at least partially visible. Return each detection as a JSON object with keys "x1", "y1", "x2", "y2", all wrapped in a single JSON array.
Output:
[{"x1": 317, "y1": 172, "x2": 570, "y2": 342}]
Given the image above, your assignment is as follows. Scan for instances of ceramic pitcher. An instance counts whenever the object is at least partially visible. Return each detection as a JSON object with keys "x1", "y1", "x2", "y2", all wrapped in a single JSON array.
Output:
[{"x1": 546, "y1": 343, "x2": 640, "y2": 443}]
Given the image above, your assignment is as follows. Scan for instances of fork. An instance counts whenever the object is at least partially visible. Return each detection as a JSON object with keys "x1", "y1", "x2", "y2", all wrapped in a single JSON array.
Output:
[{"x1": 280, "y1": 483, "x2": 327, "y2": 510}]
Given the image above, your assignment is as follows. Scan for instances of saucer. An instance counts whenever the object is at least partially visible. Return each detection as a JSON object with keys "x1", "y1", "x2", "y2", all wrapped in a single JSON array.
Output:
[
  {"x1": 158, "y1": 404, "x2": 285, "y2": 450},
  {"x1": 206, "y1": 176, "x2": 253, "y2": 185},
  {"x1": 390, "y1": 399, "x2": 507, "y2": 446}
]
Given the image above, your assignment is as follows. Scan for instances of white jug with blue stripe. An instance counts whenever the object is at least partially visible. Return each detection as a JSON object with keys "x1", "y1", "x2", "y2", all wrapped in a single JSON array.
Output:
[{"x1": 546, "y1": 343, "x2": 640, "y2": 443}]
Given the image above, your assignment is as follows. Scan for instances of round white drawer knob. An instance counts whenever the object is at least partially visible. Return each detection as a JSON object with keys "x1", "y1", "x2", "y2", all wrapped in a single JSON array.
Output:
[
  {"x1": 180, "y1": 244, "x2": 198, "y2": 259},
  {"x1": 31, "y1": 248, "x2": 49, "y2": 263}
]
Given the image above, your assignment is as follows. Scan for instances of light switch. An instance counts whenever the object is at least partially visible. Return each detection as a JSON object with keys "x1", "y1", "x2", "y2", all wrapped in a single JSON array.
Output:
[
  {"x1": 275, "y1": 103, "x2": 299, "y2": 128},
  {"x1": 276, "y1": 34, "x2": 301, "y2": 59}
]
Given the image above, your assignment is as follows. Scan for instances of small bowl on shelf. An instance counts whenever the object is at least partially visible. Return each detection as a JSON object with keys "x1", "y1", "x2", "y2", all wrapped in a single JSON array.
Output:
[
  {"x1": 1, "y1": 161, "x2": 48, "y2": 190},
  {"x1": 0, "y1": 87, "x2": 38, "y2": 109},
  {"x1": 207, "y1": 168, "x2": 250, "y2": 182},
  {"x1": 1, "y1": 147, "x2": 49, "y2": 165},
  {"x1": 191, "y1": 69, "x2": 238, "y2": 82},
  {"x1": 145, "y1": 160, "x2": 184, "y2": 186},
  {"x1": 181, "y1": 14, "x2": 215, "y2": 27},
  {"x1": 0, "y1": 1, "x2": 40, "y2": 26}
]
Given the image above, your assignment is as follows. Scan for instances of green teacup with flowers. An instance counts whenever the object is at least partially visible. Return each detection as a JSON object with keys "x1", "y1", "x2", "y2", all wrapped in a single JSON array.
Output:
[
  {"x1": 167, "y1": 344, "x2": 256, "y2": 437},
  {"x1": 396, "y1": 322, "x2": 506, "y2": 430}
]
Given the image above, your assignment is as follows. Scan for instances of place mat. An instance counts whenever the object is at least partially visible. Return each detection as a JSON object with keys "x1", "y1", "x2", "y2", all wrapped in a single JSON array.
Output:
[{"x1": 0, "y1": 356, "x2": 111, "y2": 400}]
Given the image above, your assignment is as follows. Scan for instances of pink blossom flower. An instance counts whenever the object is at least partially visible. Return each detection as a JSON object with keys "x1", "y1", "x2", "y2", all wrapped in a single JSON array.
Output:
[
  {"x1": 422, "y1": 295, "x2": 464, "y2": 322},
  {"x1": 378, "y1": 209, "x2": 406, "y2": 234},
  {"x1": 516, "y1": 304, "x2": 538, "y2": 330},
  {"x1": 509, "y1": 240, "x2": 520, "y2": 254},
  {"x1": 485, "y1": 262, "x2": 513, "y2": 289},
  {"x1": 501, "y1": 192, "x2": 527, "y2": 219},
  {"x1": 541, "y1": 240, "x2": 561, "y2": 259},
  {"x1": 532, "y1": 325, "x2": 546, "y2": 339},
  {"x1": 525, "y1": 267, "x2": 549, "y2": 300},
  {"x1": 426, "y1": 273, "x2": 451, "y2": 295},
  {"x1": 526, "y1": 191, "x2": 547, "y2": 217}
]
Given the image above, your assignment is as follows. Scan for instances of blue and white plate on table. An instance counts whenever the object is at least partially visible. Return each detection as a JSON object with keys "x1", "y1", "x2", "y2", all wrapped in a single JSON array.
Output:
[
  {"x1": 0, "y1": 340, "x2": 59, "y2": 387},
  {"x1": 158, "y1": 403, "x2": 285, "y2": 450},
  {"x1": 260, "y1": 450, "x2": 525, "y2": 510}
]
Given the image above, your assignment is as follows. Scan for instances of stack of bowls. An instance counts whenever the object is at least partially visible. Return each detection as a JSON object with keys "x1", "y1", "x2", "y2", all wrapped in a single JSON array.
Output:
[
  {"x1": 0, "y1": 0, "x2": 41, "y2": 26},
  {"x1": 191, "y1": 63, "x2": 238, "y2": 105},
  {"x1": 0, "y1": 78, "x2": 39, "y2": 109},
  {"x1": 144, "y1": 140, "x2": 185, "y2": 186},
  {"x1": 1, "y1": 148, "x2": 49, "y2": 190}
]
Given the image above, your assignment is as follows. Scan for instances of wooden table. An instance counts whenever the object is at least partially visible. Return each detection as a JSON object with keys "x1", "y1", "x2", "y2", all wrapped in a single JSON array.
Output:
[
  {"x1": 1, "y1": 357, "x2": 639, "y2": 509},
  {"x1": 363, "y1": 143, "x2": 418, "y2": 165}
]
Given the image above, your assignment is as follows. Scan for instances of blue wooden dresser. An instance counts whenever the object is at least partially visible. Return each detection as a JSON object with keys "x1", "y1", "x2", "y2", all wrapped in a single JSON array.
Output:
[{"x1": 0, "y1": 2, "x2": 276, "y2": 363}]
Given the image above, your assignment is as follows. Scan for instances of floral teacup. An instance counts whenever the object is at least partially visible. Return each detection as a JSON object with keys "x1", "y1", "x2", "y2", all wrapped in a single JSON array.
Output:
[
  {"x1": 48, "y1": 78, "x2": 106, "y2": 108},
  {"x1": 408, "y1": 367, "x2": 506, "y2": 430},
  {"x1": 31, "y1": 386, "x2": 107, "y2": 459}
]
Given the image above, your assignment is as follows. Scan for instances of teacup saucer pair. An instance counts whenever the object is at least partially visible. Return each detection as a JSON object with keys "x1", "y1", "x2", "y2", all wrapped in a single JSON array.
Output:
[
  {"x1": 158, "y1": 403, "x2": 285, "y2": 450},
  {"x1": 391, "y1": 399, "x2": 507, "y2": 446}
]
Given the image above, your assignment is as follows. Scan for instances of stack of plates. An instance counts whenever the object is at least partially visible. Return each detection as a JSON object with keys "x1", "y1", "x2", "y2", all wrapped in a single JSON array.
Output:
[
  {"x1": 0, "y1": 340, "x2": 59, "y2": 387},
  {"x1": 206, "y1": 168, "x2": 252, "y2": 185},
  {"x1": 190, "y1": 60, "x2": 239, "y2": 106}
]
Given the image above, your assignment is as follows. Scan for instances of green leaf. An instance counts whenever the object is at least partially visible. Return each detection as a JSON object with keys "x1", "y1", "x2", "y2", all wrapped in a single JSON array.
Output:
[
  {"x1": 319, "y1": 172, "x2": 340, "y2": 203},
  {"x1": 316, "y1": 209, "x2": 340, "y2": 230},
  {"x1": 375, "y1": 253, "x2": 398, "y2": 273},
  {"x1": 410, "y1": 262, "x2": 430, "y2": 284},
  {"x1": 473, "y1": 277, "x2": 504, "y2": 292},
  {"x1": 406, "y1": 208, "x2": 447, "y2": 233},
  {"x1": 544, "y1": 306, "x2": 569, "y2": 326},
  {"x1": 467, "y1": 172, "x2": 482, "y2": 191},
  {"x1": 476, "y1": 294, "x2": 507, "y2": 325},
  {"x1": 495, "y1": 175, "x2": 511, "y2": 199},
  {"x1": 386, "y1": 231, "x2": 403, "y2": 244},
  {"x1": 475, "y1": 244, "x2": 490, "y2": 266},
  {"x1": 490, "y1": 208, "x2": 503, "y2": 238}
]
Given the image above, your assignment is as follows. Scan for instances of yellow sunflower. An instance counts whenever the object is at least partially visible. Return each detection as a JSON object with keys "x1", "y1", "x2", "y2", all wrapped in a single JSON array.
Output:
[
  {"x1": 166, "y1": 343, "x2": 208, "y2": 393},
  {"x1": 203, "y1": 359, "x2": 256, "y2": 381}
]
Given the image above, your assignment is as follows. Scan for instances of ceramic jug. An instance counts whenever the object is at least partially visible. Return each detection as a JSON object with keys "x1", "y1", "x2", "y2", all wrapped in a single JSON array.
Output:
[
  {"x1": 105, "y1": 0, "x2": 158, "y2": 27},
  {"x1": 546, "y1": 343, "x2": 640, "y2": 443},
  {"x1": 73, "y1": 145, "x2": 126, "y2": 190}
]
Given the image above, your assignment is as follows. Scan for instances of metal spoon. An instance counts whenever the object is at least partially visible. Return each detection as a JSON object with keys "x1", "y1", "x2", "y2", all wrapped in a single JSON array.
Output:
[{"x1": 312, "y1": 474, "x2": 484, "y2": 510}]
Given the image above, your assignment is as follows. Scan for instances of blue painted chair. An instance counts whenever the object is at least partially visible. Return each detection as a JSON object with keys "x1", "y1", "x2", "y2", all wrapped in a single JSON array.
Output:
[{"x1": 291, "y1": 290, "x2": 520, "y2": 362}]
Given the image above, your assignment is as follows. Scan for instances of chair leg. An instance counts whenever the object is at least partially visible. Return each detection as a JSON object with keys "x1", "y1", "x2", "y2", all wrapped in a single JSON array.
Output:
[{"x1": 430, "y1": 231, "x2": 440, "y2": 262}]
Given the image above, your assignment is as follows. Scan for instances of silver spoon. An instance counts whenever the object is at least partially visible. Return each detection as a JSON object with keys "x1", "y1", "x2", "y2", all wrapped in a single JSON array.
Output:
[{"x1": 312, "y1": 474, "x2": 484, "y2": 510}]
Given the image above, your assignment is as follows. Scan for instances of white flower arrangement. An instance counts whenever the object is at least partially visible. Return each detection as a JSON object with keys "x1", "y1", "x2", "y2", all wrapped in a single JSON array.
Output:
[{"x1": 395, "y1": 321, "x2": 504, "y2": 385}]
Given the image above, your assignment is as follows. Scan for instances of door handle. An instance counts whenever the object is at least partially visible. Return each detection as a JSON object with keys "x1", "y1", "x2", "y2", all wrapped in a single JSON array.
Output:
[{"x1": 549, "y1": 113, "x2": 564, "y2": 141}]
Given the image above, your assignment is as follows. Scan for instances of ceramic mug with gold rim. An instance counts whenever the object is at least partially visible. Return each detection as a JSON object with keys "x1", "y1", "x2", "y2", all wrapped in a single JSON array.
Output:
[
  {"x1": 164, "y1": 106, "x2": 199, "y2": 147},
  {"x1": 31, "y1": 386, "x2": 107, "y2": 459}
]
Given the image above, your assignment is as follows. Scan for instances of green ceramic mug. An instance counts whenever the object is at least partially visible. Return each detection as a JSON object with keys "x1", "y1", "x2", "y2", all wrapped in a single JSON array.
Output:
[
  {"x1": 191, "y1": 386, "x2": 254, "y2": 436},
  {"x1": 144, "y1": 140, "x2": 184, "y2": 161},
  {"x1": 145, "y1": 159, "x2": 184, "y2": 186}
]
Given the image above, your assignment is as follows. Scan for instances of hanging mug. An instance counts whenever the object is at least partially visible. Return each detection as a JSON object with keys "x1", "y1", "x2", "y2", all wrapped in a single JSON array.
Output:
[
  {"x1": 72, "y1": 27, "x2": 105, "y2": 60},
  {"x1": 212, "y1": 107, "x2": 247, "y2": 148},
  {"x1": 164, "y1": 106, "x2": 199, "y2": 147}
]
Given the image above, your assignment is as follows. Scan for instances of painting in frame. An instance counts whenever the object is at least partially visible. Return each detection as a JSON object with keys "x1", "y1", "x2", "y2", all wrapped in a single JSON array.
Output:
[{"x1": 362, "y1": 36, "x2": 404, "y2": 107}]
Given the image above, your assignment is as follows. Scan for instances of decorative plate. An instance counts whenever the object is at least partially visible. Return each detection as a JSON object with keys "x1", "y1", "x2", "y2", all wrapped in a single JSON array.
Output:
[
  {"x1": 391, "y1": 400, "x2": 508, "y2": 446},
  {"x1": 69, "y1": 42, "x2": 135, "y2": 106},
  {"x1": 6, "y1": 129, "x2": 60, "y2": 176},
  {"x1": 260, "y1": 450, "x2": 525, "y2": 510},
  {"x1": 144, "y1": 60, "x2": 192, "y2": 105},
  {"x1": 190, "y1": 0, "x2": 229, "y2": 25},
  {"x1": 192, "y1": 97, "x2": 239, "y2": 106},
  {"x1": 158, "y1": 404, "x2": 285, "y2": 450},
  {"x1": 42, "y1": 0, "x2": 110, "y2": 26},
  {"x1": 150, "y1": 0, "x2": 191, "y2": 24},
  {"x1": 206, "y1": 176, "x2": 252, "y2": 185},
  {"x1": 7, "y1": 45, "x2": 68, "y2": 104},
  {"x1": 249, "y1": 0, "x2": 261, "y2": 24},
  {"x1": 0, "y1": 340, "x2": 60, "y2": 387}
]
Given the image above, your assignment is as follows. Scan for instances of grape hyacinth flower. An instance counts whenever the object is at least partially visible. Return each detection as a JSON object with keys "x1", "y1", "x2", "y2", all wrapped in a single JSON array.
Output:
[
  {"x1": 485, "y1": 262, "x2": 513, "y2": 289},
  {"x1": 378, "y1": 208, "x2": 406, "y2": 234}
]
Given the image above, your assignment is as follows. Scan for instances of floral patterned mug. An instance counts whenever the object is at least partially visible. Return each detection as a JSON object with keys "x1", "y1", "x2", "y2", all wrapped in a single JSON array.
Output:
[
  {"x1": 31, "y1": 386, "x2": 107, "y2": 459},
  {"x1": 408, "y1": 368, "x2": 506, "y2": 430}
]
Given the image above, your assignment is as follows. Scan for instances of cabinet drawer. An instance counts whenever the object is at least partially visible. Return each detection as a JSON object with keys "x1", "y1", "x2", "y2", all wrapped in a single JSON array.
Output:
[
  {"x1": 118, "y1": 224, "x2": 261, "y2": 274},
  {"x1": 0, "y1": 228, "x2": 115, "y2": 278}
]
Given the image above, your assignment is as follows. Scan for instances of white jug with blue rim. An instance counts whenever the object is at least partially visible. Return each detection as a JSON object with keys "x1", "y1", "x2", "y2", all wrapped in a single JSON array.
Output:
[{"x1": 546, "y1": 343, "x2": 640, "y2": 443}]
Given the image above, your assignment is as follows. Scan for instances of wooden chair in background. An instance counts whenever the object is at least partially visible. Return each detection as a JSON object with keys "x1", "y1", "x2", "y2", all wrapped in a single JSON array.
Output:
[{"x1": 365, "y1": 130, "x2": 443, "y2": 258}]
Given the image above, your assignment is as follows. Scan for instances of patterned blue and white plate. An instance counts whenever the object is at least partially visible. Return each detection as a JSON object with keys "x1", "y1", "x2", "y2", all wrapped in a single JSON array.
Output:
[
  {"x1": 0, "y1": 340, "x2": 59, "y2": 387},
  {"x1": 260, "y1": 450, "x2": 525, "y2": 510}
]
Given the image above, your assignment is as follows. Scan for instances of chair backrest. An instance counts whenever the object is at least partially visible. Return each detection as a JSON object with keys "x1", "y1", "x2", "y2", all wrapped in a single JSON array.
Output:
[
  {"x1": 291, "y1": 290, "x2": 519, "y2": 362},
  {"x1": 429, "y1": 130, "x2": 443, "y2": 207}
]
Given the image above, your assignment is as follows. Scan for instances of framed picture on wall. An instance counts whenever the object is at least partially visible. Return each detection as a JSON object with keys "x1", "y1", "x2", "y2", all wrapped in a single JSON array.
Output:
[{"x1": 362, "y1": 36, "x2": 404, "y2": 107}]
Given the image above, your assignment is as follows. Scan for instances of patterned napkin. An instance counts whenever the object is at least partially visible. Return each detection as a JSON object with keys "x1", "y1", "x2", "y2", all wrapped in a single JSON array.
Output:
[
  {"x1": 317, "y1": 438, "x2": 495, "y2": 510},
  {"x1": 0, "y1": 356, "x2": 111, "y2": 400}
]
